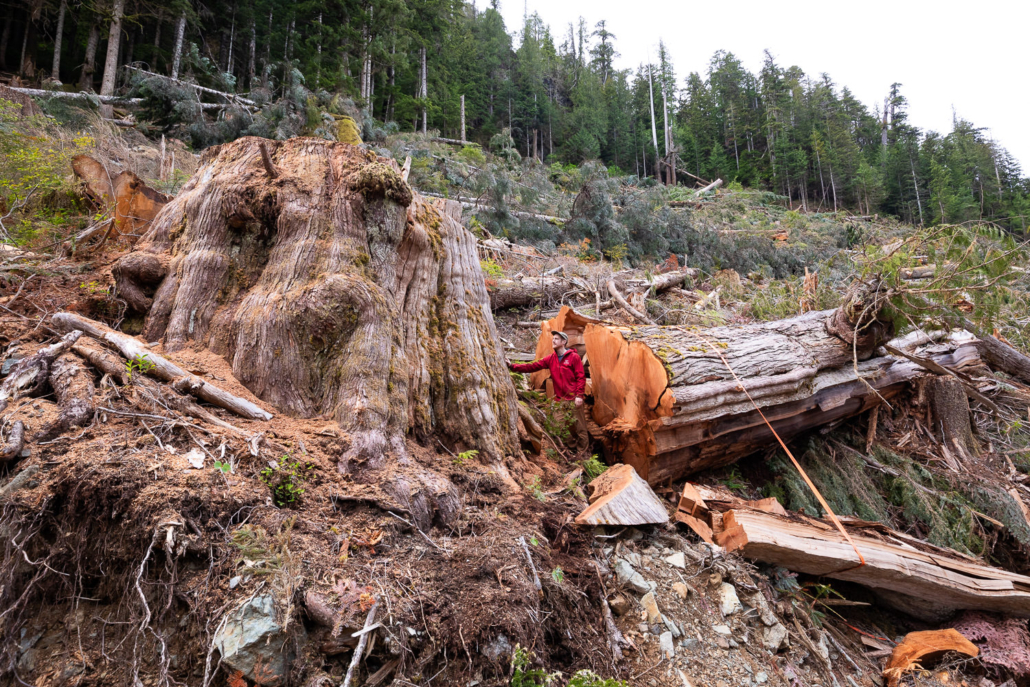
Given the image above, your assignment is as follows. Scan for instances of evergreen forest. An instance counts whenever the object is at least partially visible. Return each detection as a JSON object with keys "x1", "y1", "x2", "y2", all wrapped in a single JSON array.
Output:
[{"x1": 2, "y1": 0, "x2": 1028, "y2": 232}]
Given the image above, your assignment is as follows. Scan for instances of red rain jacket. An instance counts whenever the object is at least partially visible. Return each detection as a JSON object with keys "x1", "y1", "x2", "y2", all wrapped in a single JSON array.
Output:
[{"x1": 510, "y1": 349, "x2": 586, "y2": 401}]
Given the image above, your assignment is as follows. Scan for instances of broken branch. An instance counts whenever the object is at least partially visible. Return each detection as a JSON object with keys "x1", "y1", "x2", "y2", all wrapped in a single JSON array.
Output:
[{"x1": 51, "y1": 313, "x2": 273, "y2": 421}]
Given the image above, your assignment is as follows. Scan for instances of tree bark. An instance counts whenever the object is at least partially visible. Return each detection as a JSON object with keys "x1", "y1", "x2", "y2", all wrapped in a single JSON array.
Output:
[
  {"x1": 32, "y1": 353, "x2": 95, "y2": 442},
  {"x1": 170, "y1": 10, "x2": 186, "y2": 79},
  {"x1": 98, "y1": 0, "x2": 126, "y2": 117},
  {"x1": 0, "y1": 421, "x2": 24, "y2": 463},
  {"x1": 111, "y1": 138, "x2": 520, "y2": 528},
  {"x1": 79, "y1": 21, "x2": 100, "y2": 89},
  {"x1": 0, "y1": 331, "x2": 82, "y2": 413},
  {"x1": 420, "y1": 46, "x2": 427, "y2": 135},
  {"x1": 247, "y1": 17, "x2": 256, "y2": 89},
  {"x1": 581, "y1": 294, "x2": 989, "y2": 484},
  {"x1": 51, "y1": 0, "x2": 67, "y2": 81}
]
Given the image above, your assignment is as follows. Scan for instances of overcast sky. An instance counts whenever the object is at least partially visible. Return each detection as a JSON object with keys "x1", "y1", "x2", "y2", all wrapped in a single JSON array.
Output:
[{"x1": 499, "y1": 0, "x2": 1030, "y2": 170}]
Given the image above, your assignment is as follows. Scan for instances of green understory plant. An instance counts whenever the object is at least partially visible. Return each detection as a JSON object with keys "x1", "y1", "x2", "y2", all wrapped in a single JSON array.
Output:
[{"x1": 260, "y1": 454, "x2": 314, "y2": 507}]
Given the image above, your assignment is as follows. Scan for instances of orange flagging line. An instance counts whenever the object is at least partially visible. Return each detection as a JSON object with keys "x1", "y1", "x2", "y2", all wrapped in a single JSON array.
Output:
[{"x1": 693, "y1": 332, "x2": 866, "y2": 568}]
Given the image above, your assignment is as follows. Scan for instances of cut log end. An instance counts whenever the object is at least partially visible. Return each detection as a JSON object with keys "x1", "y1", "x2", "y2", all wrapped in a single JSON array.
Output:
[{"x1": 575, "y1": 464, "x2": 669, "y2": 526}]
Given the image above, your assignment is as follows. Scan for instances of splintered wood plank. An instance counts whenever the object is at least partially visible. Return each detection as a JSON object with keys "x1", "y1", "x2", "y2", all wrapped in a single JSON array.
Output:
[
  {"x1": 677, "y1": 483, "x2": 708, "y2": 518},
  {"x1": 723, "y1": 508, "x2": 1030, "y2": 616},
  {"x1": 674, "y1": 511, "x2": 714, "y2": 544},
  {"x1": 575, "y1": 464, "x2": 669, "y2": 526},
  {"x1": 883, "y1": 630, "x2": 978, "y2": 687}
]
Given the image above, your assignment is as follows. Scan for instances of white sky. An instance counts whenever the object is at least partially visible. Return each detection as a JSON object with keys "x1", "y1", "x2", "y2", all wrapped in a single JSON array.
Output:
[{"x1": 500, "y1": 0, "x2": 1030, "y2": 171}]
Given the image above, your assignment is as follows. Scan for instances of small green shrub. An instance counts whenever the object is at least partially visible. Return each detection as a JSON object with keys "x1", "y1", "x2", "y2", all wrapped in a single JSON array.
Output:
[
  {"x1": 260, "y1": 454, "x2": 313, "y2": 507},
  {"x1": 454, "y1": 449, "x2": 479, "y2": 466},
  {"x1": 527, "y1": 476, "x2": 547, "y2": 502},
  {"x1": 480, "y1": 258, "x2": 505, "y2": 280},
  {"x1": 125, "y1": 354, "x2": 156, "y2": 382},
  {"x1": 511, "y1": 646, "x2": 559, "y2": 687},
  {"x1": 582, "y1": 455, "x2": 607, "y2": 482}
]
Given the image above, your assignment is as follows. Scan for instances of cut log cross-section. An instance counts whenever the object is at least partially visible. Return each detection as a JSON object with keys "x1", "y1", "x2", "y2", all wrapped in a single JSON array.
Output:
[
  {"x1": 575, "y1": 464, "x2": 669, "y2": 526},
  {"x1": 582, "y1": 290, "x2": 985, "y2": 484}
]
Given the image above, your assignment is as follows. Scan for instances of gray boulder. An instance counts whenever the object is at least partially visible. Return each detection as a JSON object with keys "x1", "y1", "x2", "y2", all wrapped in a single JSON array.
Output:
[{"x1": 214, "y1": 595, "x2": 292, "y2": 685}]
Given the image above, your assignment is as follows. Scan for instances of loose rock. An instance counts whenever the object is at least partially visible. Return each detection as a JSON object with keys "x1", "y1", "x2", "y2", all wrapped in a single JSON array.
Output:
[
  {"x1": 213, "y1": 595, "x2": 291, "y2": 685},
  {"x1": 718, "y1": 583, "x2": 743, "y2": 616}
]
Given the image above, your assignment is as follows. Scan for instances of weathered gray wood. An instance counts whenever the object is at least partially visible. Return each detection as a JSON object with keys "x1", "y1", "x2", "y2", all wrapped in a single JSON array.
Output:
[
  {"x1": 575, "y1": 464, "x2": 669, "y2": 526},
  {"x1": 721, "y1": 507, "x2": 1030, "y2": 617},
  {"x1": 51, "y1": 312, "x2": 273, "y2": 420},
  {"x1": 32, "y1": 354, "x2": 96, "y2": 442},
  {"x1": 0, "y1": 464, "x2": 38, "y2": 502},
  {"x1": 0, "y1": 421, "x2": 24, "y2": 462},
  {"x1": 606, "y1": 279, "x2": 654, "y2": 325},
  {"x1": 0, "y1": 330, "x2": 82, "y2": 413}
]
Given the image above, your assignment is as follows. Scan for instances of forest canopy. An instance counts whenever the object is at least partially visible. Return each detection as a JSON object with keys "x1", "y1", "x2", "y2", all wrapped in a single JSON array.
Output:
[{"x1": 1, "y1": 0, "x2": 1027, "y2": 231}]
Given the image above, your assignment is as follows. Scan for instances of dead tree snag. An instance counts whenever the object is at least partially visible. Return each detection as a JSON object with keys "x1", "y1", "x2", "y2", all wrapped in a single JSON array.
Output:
[{"x1": 110, "y1": 137, "x2": 519, "y2": 527}]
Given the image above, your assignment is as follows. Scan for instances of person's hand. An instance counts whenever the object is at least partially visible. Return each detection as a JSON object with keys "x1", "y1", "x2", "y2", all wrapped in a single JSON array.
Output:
[
  {"x1": 574, "y1": 397, "x2": 584, "y2": 407},
  {"x1": 505, "y1": 358, "x2": 513, "y2": 369}
]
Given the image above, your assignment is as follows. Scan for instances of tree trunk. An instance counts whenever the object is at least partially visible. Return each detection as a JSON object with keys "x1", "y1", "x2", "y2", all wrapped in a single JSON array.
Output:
[
  {"x1": 98, "y1": 0, "x2": 125, "y2": 117},
  {"x1": 51, "y1": 0, "x2": 67, "y2": 81},
  {"x1": 79, "y1": 21, "x2": 100, "y2": 89},
  {"x1": 247, "y1": 18, "x2": 256, "y2": 89},
  {"x1": 581, "y1": 293, "x2": 986, "y2": 484},
  {"x1": 152, "y1": 9, "x2": 164, "y2": 69},
  {"x1": 420, "y1": 46, "x2": 428, "y2": 135},
  {"x1": 112, "y1": 138, "x2": 520, "y2": 528},
  {"x1": 170, "y1": 10, "x2": 186, "y2": 80},
  {"x1": 0, "y1": 16, "x2": 11, "y2": 70}
]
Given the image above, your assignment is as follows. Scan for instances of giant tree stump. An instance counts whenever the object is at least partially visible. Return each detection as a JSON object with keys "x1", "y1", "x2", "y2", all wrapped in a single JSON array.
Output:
[{"x1": 112, "y1": 137, "x2": 520, "y2": 528}]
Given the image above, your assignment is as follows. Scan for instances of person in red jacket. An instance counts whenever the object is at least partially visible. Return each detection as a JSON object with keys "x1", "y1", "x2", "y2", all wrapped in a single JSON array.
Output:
[{"x1": 507, "y1": 331, "x2": 589, "y2": 451}]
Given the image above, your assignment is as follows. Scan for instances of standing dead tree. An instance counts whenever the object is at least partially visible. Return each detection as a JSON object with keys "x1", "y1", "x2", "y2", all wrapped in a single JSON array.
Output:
[{"x1": 111, "y1": 137, "x2": 520, "y2": 529}]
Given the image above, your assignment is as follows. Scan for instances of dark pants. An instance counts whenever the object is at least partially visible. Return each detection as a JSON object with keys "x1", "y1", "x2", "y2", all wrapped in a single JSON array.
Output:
[{"x1": 571, "y1": 403, "x2": 589, "y2": 452}]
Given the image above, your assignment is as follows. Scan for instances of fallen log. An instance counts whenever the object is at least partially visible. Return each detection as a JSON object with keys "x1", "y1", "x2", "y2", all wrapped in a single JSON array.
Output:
[
  {"x1": 0, "y1": 330, "x2": 82, "y2": 413},
  {"x1": 418, "y1": 191, "x2": 563, "y2": 223},
  {"x1": 606, "y1": 279, "x2": 653, "y2": 324},
  {"x1": 490, "y1": 276, "x2": 571, "y2": 310},
  {"x1": 949, "y1": 316, "x2": 1030, "y2": 387},
  {"x1": 32, "y1": 354, "x2": 95, "y2": 442},
  {"x1": 51, "y1": 312, "x2": 273, "y2": 421},
  {"x1": 582, "y1": 290, "x2": 986, "y2": 483},
  {"x1": 575, "y1": 463, "x2": 668, "y2": 526},
  {"x1": 124, "y1": 66, "x2": 257, "y2": 108},
  {"x1": 5, "y1": 86, "x2": 224, "y2": 110},
  {"x1": 717, "y1": 507, "x2": 1030, "y2": 618}
]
